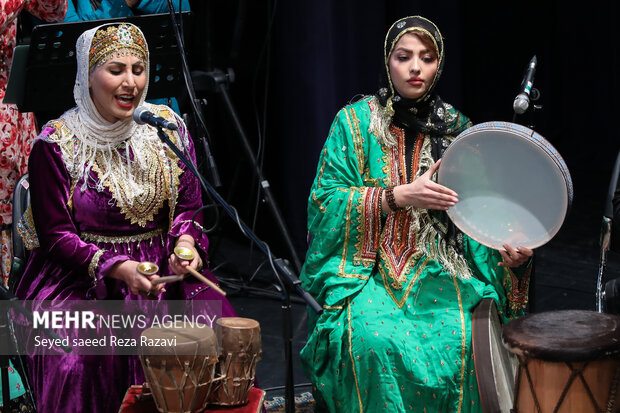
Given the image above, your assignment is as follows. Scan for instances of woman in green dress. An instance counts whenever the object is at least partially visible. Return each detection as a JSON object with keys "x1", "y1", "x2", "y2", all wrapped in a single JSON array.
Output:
[{"x1": 299, "y1": 16, "x2": 533, "y2": 413}]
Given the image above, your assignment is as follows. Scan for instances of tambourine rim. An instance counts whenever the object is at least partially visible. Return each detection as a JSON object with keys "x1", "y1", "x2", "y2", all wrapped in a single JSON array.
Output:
[
  {"x1": 472, "y1": 298, "x2": 516, "y2": 413},
  {"x1": 450, "y1": 121, "x2": 573, "y2": 205},
  {"x1": 439, "y1": 121, "x2": 573, "y2": 249}
]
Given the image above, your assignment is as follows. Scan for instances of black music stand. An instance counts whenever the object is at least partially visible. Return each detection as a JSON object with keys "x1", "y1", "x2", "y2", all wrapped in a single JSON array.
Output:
[{"x1": 4, "y1": 12, "x2": 192, "y2": 122}]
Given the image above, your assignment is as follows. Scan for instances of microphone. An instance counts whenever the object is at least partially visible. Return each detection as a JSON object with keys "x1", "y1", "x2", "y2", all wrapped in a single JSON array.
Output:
[
  {"x1": 133, "y1": 106, "x2": 178, "y2": 131},
  {"x1": 513, "y1": 55, "x2": 537, "y2": 115}
]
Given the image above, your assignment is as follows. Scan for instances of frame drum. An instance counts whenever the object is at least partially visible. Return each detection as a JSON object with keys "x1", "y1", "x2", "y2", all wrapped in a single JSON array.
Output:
[
  {"x1": 139, "y1": 324, "x2": 220, "y2": 413},
  {"x1": 503, "y1": 310, "x2": 620, "y2": 412},
  {"x1": 473, "y1": 298, "x2": 517, "y2": 413},
  {"x1": 438, "y1": 121, "x2": 573, "y2": 249}
]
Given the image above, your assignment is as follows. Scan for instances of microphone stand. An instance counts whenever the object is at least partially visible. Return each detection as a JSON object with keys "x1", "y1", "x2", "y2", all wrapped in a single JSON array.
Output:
[
  {"x1": 511, "y1": 59, "x2": 543, "y2": 312},
  {"x1": 191, "y1": 68, "x2": 303, "y2": 274},
  {"x1": 155, "y1": 126, "x2": 321, "y2": 413}
]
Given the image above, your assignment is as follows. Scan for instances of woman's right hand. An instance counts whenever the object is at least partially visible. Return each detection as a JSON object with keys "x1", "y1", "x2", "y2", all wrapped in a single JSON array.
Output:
[
  {"x1": 109, "y1": 260, "x2": 165, "y2": 297},
  {"x1": 389, "y1": 159, "x2": 459, "y2": 210}
]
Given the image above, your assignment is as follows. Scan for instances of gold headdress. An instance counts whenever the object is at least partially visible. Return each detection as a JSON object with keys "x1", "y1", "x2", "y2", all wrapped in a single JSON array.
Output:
[{"x1": 89, "y1": 23, "x2": 148, "y2": 69}]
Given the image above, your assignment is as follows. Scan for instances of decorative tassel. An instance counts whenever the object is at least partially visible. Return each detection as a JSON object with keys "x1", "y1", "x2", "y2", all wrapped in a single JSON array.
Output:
[{"x1": 369, "y1": 97, "x2": 398, "y2": 147}]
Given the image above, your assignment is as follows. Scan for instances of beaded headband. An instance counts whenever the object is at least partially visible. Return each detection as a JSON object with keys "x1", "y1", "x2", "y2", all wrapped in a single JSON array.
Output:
[{"x1": 89, "y1": 23, "x2": 148, "y2": 69}]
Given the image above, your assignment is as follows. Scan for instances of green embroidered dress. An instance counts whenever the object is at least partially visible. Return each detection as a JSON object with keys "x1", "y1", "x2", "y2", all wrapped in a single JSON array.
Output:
[{"x1": 300, "y1": 96, "x2": 530, "y2": 413}]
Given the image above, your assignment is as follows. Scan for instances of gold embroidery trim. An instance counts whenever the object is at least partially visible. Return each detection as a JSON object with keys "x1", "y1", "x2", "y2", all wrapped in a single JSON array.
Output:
[
  {"x1": 67, "y1": 178, "x2": 78, "y2": 213},
  {"x1": 88, "y1": 249, "x2": 105, "y2": 284},
  {"x1": 316, "y1": 145, "x2": 329, "y2": 190},
  {"x1": 48, "y1": 113, "x2": 183, "y2": 228},
  {"x1": 312, "y1": 147, "x2": 328, "y2": 212},
  {"x1": 346, "y1": 107, "x2": 365, "y2": 176},
  {"x1": 337, "y1": 189, "x2": 369, "y2": 280},
  {"x1": 311, "y1": 192, "x2": 326, "y2": 213},
  {"x1": 379, "y1": 256, "x2": 430, "y2": 309},
  {"x1": 89, "y1": 144, "x2": 172, "y2": 227},
  {"x1": 505, "y1": 266, "x2": 531, "y2": 315},
  {"x1": 452, "y1": 276, "x2": 466, "y2": 413},
  {"x1": 323, "y1": 305, "x2": 343, "y2": 310},
  {"x1": 353, "y1": 187, "x2": 381, "y2": 268},
  {"x1": 57, "y1": 107, "x2": 183, "y2": 229},
  {"x1": 347, "y1": 298, "x2": 364, "y2": 413},
  {"x1": 173, "y1": 219, "x2": 207, "y2": 234},
  {"x1": 80, "y1": 228, "x2": 164, "y2": 245},
  {"x1": 16, "y1": 206, "x2": 40, "y2": 250}
]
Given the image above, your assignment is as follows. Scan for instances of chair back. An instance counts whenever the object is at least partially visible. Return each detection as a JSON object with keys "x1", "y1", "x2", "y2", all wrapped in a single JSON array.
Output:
[{"x1": 8, "y1": 173, "x2": 30, "y2": 293}]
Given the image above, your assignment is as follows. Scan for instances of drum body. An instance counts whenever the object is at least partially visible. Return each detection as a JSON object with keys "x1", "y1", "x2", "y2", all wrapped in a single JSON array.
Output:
[
  {"x1": 210, "y1": 317, "x2": 262, "y2": 406},
  {"x1": 473, "y1": 298, "x2": 517, "y2": 413},
  {"x1": 139, "y1": 324, "x2": 220, "y2": 413},
  {"x1": 503, "y1": 310, "x2": 620, "y2": 413},
  {"x1": 438, "y1": 121, "x2": 573, "y2": 250}
]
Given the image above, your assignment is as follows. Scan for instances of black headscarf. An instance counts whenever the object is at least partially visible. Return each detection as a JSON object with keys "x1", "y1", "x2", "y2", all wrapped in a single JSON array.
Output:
[{"x1": 376, "y1": 16, "x2": 467, "y2": 140}]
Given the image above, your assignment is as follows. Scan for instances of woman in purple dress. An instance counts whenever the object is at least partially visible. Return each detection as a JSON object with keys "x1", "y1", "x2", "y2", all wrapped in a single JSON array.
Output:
[{"x1": 14, "y1": 22, "x2": 235, "y2": 412}]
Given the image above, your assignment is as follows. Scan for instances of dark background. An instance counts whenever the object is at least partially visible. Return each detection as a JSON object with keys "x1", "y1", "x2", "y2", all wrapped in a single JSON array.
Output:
[
  {"x1": 182, "y1": 0, "x2": 620, "y2": 392},
  {"x1": 185, "y1": 0, "x2": 620, "y2": 294},
  {"x1": 19, "y1": 0, "x2": 620, "y2": 395},
  {"x1": 22, "y1": 0, "x2": 619, "y2": 269}
]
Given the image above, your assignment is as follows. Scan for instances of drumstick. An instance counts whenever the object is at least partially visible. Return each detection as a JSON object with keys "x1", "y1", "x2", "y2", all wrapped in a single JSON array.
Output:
[
  {"x1": 173, "y1": 245, "x2": 227, "y2": 296},
  {"x1": 185, "y1": 266, "x2": 227, "y2": 296},
  {"x1": 151, "y1": 274, "x2": 186, "y2": 285}
]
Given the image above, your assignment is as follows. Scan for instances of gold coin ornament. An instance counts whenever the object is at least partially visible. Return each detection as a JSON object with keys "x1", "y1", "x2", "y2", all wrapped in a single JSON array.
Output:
[
  {"x1": 174, "y1": 245, "x2": 195, "y2": 261},
  {"x1": 136, "y1": 261, "x2": 159, "y2": 276}
]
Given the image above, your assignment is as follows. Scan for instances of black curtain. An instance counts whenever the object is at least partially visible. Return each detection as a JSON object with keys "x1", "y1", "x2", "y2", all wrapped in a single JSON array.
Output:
[{"x1": 190, "y1": 0, "x2": 619, "y2": 263}]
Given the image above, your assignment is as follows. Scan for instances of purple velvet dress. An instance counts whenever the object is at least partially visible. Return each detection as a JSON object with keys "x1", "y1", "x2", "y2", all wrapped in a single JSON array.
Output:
[{"x1": 14, "y1": 116, "x2": 235, "y2": 413}]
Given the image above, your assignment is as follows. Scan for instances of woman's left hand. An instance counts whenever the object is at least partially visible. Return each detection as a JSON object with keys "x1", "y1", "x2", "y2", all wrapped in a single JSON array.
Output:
[
  {"x1": 168, "y1": 248, "x2": 202, "y2": 275},
  {"x1": 168, "y1": 237, "x2": 203, "y2": 275},
  {"x1": 498, "y1": 244, "x2": 533, "y2": 268}
]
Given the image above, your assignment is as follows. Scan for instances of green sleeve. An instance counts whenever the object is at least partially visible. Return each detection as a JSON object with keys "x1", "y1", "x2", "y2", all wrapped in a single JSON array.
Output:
[
  {"x1": 301, "y1": 102, "x2": 383, "y2": 310},
  {"x1": 463, "y1": 235, "x2": 532, "y2": 323}
]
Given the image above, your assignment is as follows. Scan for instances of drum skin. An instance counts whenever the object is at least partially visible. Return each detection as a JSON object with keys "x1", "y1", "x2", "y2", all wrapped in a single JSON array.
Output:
[
  {"x1": 438, "y1": 121, "x2": 573, "y2": 250},
  {"x1": 503, "y1": 311, "x2": 620, "y2": 412},
  {"x1": 139, "y1": 324, "x2": 220, "y2": 413},
  {"x1": 210, "y1": 317, "x2": 262, "y2": 406}
]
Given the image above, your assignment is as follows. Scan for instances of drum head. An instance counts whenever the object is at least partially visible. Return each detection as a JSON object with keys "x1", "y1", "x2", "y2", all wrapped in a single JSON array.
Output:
[
  {"x1": 438, "y1": 122, "x2": 573, "y2": 249},
  {"x1": 502, "y1": 310, "x2": 620, "y2": 362}
]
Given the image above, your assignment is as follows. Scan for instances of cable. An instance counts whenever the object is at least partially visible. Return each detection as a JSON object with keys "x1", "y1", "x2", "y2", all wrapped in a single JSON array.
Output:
[
  {"x1": 249, "y1": 0, "x2": 279, "y2": 243},
  {"x1": 190, "y1": 204, "x2": 219, "y2": 234}
]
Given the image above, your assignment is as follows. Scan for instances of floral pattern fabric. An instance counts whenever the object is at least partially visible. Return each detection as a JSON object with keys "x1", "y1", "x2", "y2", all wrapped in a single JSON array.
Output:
[{"x1": 0, "y1": 0, "x2": 66, "y2": 283}]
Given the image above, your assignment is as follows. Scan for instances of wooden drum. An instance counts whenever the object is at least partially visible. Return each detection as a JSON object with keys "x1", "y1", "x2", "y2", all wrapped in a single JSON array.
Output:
[
  {"x1": 503, "y1": 310, "x2": 620, "y2": 412},
  {"x1": 139, "y1": 324, "x2": 220, "y2": 413},
  {"x1": 209, "y1": 317, "x2": 262, "y2": 406}
]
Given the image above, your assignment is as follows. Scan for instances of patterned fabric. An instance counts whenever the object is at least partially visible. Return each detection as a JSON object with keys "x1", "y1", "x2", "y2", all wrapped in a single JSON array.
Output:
[
  {"x1": 0, "y1": 230, "x2": 11, "y2": 280},
  {"x1": 0, "y1": 0, "x2": 66, "y2": 283},
  {"x1": 299, "y1": 97, "x2": 531, "y2": 413},
  {"x1": 0, "y1": 359, "x2": 27, "y2": 405},
  {"x1": 88, "y1": 23, "x2": 147, "y2": 69}
]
